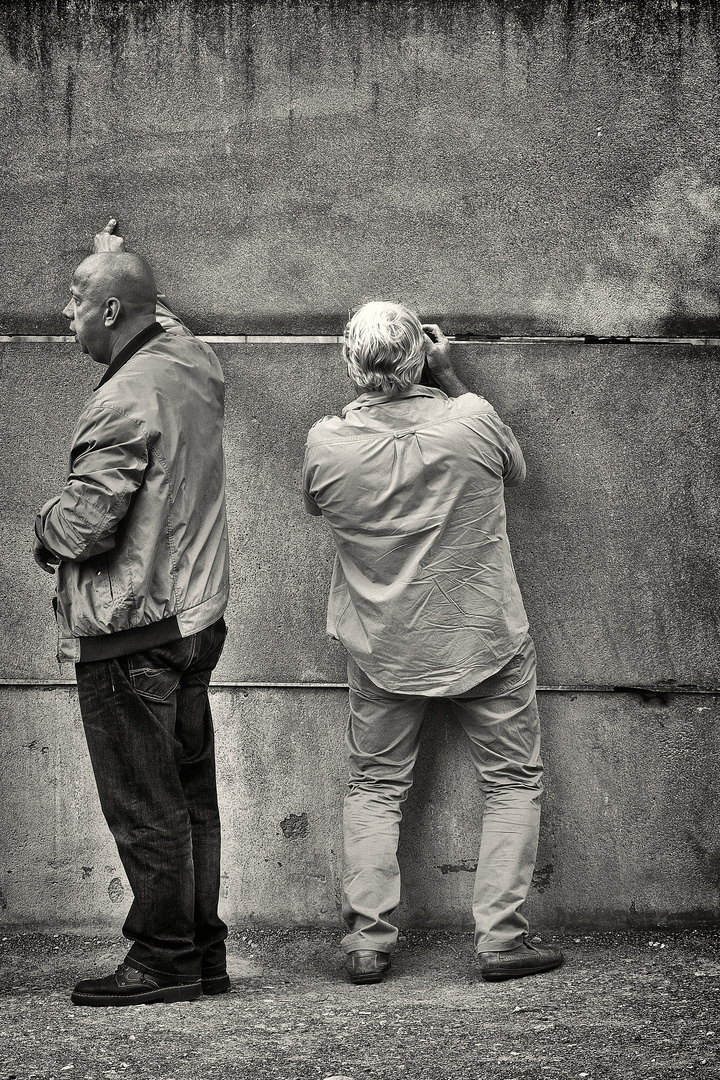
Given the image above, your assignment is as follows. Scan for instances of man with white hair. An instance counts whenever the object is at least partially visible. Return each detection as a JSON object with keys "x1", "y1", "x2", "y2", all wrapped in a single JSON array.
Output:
[{"x1": 303, "y1": 302, "x2": 562, "y2": 984}]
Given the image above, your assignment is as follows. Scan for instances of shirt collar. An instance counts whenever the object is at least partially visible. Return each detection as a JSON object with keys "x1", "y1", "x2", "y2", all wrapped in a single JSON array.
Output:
[
  {"x1": 342, "y1": 384, "x2": 445, "y2": 415},
  {"x1": 94, "y1": 322, "x2": 165, "y2": 390}
]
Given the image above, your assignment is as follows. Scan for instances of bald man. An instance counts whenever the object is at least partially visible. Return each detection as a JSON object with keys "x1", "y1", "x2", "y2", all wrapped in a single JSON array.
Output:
[{"x1": 34, "y1": 222, "x2": 230, "y2": 1006}]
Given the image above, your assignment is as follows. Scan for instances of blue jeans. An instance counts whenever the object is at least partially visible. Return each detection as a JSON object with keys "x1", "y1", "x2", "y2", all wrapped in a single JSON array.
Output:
[
  {"x1": 342, "y1": 633, "x2": 543, "y2": 955},
  {"x1": 75, "y1": 619, "x2": 228, "y2": 983}
]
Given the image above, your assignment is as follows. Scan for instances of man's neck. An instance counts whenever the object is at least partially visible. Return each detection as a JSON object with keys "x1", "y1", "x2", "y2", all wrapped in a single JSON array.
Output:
[{"x1": 108, "y1": 315, "x2": 158, "y2": 363}]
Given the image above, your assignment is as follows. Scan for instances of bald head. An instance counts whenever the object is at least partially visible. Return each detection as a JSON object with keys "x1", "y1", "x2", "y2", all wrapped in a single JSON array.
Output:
[
  {"x1": 64, "y1": 252, "x2": 159, "y2": 365},
  {"x1": 73, "y1": 252, "x2": 157, "y2": 317}
]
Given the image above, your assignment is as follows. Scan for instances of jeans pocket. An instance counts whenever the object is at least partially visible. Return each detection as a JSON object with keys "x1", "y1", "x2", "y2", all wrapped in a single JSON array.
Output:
[{"x1": 126, "y1": 661, "x2": 180, "y2": 703}]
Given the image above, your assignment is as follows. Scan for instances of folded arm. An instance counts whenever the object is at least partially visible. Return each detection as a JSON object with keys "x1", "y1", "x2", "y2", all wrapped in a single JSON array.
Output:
[{"x1": 35, "y1": 407, "x2": 148, "y2": 565}]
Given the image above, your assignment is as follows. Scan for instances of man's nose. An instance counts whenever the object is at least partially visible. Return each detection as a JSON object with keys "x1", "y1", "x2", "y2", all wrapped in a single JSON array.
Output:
[{"x1": 62, "y1": 302, "x2": 73, "y2": 320}]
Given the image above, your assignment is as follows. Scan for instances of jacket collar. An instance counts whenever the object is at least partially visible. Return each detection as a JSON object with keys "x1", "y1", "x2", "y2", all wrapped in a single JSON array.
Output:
[
  {"x1": 342, "y1": 384, "x2": 445, "y2": 415},
  {"x1": 94, "y1": 322, "x2": 165, "y2": 390}
]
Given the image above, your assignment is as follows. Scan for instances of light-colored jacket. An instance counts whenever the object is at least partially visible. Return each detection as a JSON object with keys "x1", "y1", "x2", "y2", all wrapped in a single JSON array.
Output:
[{"x1": 36, "y1": 306, "x2": 230, "y2": 663}]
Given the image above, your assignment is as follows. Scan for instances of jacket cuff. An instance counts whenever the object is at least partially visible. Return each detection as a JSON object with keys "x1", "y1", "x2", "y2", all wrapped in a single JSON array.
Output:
[{"x1": 35, "y1": 496, "x2": 61, "y2": 549}]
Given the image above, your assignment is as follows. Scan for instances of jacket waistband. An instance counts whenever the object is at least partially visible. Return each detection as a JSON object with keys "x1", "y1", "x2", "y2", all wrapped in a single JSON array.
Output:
[{"x1": 76, "y1": 616, "x2": 182, "y2": 663}]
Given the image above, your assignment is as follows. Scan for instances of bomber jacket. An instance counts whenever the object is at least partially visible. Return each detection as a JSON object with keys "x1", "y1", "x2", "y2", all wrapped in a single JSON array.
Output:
[{"x1": 35, "y1": 303, "x2": 230, "y2": 663}]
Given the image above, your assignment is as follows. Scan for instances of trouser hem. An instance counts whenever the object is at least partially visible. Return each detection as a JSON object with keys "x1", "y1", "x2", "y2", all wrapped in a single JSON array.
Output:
[
  {"x1": 475, "y1": 935, "x2": 526, "y2": 955},
  {"x1": 201, "y1": 964, "x2": 228, "y2": 978},
  {"x1": 341, "y1": 945, "x2": 394, "y2": 956},
  {"x1": 340, "y1": 931, "x2": 397, "y2": 956}
]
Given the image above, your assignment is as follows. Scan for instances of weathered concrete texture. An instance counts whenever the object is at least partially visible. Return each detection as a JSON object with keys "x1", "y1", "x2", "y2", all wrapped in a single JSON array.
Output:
[
  {"x1": 5, "y1": 340, "x2": 720, "y2": 687},
  {"x1": 2, "y1": 1, "x2": 720, "y2": 335},
  {"x1": 1, "y1": 686, "x2": 718, "y2": 931}
]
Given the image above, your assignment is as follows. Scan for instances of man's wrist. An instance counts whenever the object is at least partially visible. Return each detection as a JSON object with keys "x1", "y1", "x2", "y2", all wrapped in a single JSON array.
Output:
[{"x1": 433, "y1": 366, "x2": 470, "y2": 398}]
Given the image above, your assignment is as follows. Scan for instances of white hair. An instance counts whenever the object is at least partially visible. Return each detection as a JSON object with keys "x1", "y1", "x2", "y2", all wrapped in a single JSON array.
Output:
[{"x1": 343, "y1": 301, "x2": 426, "y2": 396}]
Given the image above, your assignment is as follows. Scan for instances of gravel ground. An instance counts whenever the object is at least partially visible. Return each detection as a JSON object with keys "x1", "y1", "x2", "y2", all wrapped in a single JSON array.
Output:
[{"x1": 0, "y1": 928, "x2": 718, "y2": 1079}]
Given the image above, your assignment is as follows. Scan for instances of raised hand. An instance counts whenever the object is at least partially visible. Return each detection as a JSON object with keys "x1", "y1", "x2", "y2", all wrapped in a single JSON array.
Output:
[
  {"x1": 93, "y1": 218, "x2": 126, "y2": 253},
  {"x1": 422, "y1": 323, "x2": 452, "y2": 376}
]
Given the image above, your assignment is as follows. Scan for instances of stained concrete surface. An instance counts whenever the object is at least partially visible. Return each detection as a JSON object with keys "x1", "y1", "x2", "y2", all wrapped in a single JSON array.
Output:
[
  {"x1": 0, "y1": 928, "x2": 719, "y2": 1079},
  {"x1": 2, "y1": 0, "x2": 720, "y2": 939},
  {"x1": 4, "y1": 340, "x2": 719, "y2": 687},
  {"x1": 1, "y1": 687, "x2": 718, "y2": 930},
  {"x1": 3, "y1": 340, "x2": 720, "y2": 930},
  {"x1": 2, "y1": 1, "x2": 720, "y2": 336}
]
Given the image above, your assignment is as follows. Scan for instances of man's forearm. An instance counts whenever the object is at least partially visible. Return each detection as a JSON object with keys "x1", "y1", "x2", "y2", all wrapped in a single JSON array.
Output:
[
  {"x1": 422, "y1": 324, "x2": 471, "y2": 398},
  {"x1": 432, "y1": 366, "x2": 471, "y2": 398}
]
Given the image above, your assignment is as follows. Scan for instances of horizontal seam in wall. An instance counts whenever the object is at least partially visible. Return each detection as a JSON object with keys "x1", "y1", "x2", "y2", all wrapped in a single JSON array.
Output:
[
  {"x1": 4, "y1": 334, "x2": 720, "y2": 346},
  {"x1": 0, "y1": 680, "x2": 716, "y2": 694}
]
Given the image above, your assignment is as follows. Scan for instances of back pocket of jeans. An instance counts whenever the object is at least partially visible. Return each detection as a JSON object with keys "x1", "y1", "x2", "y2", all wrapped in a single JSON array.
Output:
[{"x1": 126, "y1": 662, "x2": 180, "y2": 703}]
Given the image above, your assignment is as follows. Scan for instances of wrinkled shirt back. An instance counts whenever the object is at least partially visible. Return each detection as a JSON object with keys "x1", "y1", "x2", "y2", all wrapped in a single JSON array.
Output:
[{"x1": 303, "y1": 386, "x2": 529, "y2": 696}]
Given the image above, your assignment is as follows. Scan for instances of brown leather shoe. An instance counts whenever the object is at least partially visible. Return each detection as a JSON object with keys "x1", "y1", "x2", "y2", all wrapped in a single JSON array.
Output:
[
  {"x1": 71, "y1": 962, "x2": 202, "y2": 1006},
  {"x1": 345, "y1": 950, "x2": 391, "y2": 984},
  {"x1": 477, "y1": 937, "x2": 564, "y2": 982}
]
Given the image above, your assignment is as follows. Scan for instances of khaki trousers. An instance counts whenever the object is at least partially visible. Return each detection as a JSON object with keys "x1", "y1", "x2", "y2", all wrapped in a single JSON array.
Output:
[{"x1": 341, "y1": 634, "x2": 543, "y2": 955}]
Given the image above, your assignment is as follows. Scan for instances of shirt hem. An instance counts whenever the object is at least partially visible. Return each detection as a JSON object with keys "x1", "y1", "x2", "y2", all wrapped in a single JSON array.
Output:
[{"x1": 344, "y1": 627, "x2": 530, "y2": 697}]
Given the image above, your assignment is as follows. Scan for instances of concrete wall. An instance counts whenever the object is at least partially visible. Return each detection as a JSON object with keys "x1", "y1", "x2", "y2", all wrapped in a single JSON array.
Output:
[
  {"x1": 1, "y1": 0, "x2": 719, "y2": 931},
  {"x1": 5, "y1": 339, "x2": 720, "y2": 688},
  {"x1": 3, "y1": 0, "x2": 720, "y2": 336},
  {"x1": 2, "y1": 686, "x2": 719, "y2": 931}
]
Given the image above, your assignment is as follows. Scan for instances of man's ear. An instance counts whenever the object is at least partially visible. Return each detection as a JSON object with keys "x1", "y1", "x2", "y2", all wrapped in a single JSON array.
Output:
[{"x1": 104, "y1": 297, "x2": 122, "y2": 326}]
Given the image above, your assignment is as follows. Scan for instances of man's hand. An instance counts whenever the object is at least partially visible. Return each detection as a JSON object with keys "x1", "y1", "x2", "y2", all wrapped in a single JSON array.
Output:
[
  {"x1": 422, "y1": 323, "x2": 453, "y2": 377},
  {"x1": 33, "y1": 536, "x2": 60, "y2": 574},
  {"x1": 93, "y1": 218, "x2": 126, "y2": 254},
  {"x1": 421, "y1": 323, "x2": 470, "y2": 398}
]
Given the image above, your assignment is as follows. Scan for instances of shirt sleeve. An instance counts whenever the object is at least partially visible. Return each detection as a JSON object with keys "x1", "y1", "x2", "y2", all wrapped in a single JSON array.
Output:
[
  {"x1": 463, "y1": 399, "x2": 527, "y2": 487},
  {"x1": 302, "y1": 449, "x2": 322, "y2": 517},
  {"x1": 35, "y1": 405, "x2": 148, "y2": 562},
  {"x1": 499, "y1": 421, "x2": 526, "y2": 487}
]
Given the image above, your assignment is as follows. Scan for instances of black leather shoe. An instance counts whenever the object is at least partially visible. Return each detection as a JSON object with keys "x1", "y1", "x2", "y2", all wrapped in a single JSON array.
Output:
[
  {"x1": 345, "y1": 950, "x2": 391, "y2": 985},
  {"x1": 477, "y1": 937, "x2": 564, "y2": 982},
  {"x1": 71, "y1": 962, "x2": 202, "y2": 1006},
  {"x1": 202, "y1": 972, "x2": 231, "y2": 995}
]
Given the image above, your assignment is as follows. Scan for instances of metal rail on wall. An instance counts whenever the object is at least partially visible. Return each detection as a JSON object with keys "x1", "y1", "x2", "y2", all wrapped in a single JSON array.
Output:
[
  {"x1": 0, "y1": 680, "x2": 716, "y2": 696},
  {"x1": 3, "y1": 334, "x2": 720, "y2": 345}
]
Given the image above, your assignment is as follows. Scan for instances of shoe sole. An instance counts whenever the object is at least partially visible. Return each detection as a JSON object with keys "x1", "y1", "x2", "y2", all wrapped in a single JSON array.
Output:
[
  {"x1": 71, "y1": 983, "x2": 202, "y2": 1007},
  {"x1": 202, "y1": 975, "x2": 232, "y2": 995},
  {"x1": 348, "y1": 970, "x2": 388, "y2": 985},
  {"x1": 481, "y1": 957, "x2": 564, "y2": 982}
]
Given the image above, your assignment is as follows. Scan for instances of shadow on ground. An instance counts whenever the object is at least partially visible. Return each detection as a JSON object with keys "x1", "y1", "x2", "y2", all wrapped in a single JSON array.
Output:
[{"x1": 0, "y1": 929, "x2": 718, "y2": 1079}]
